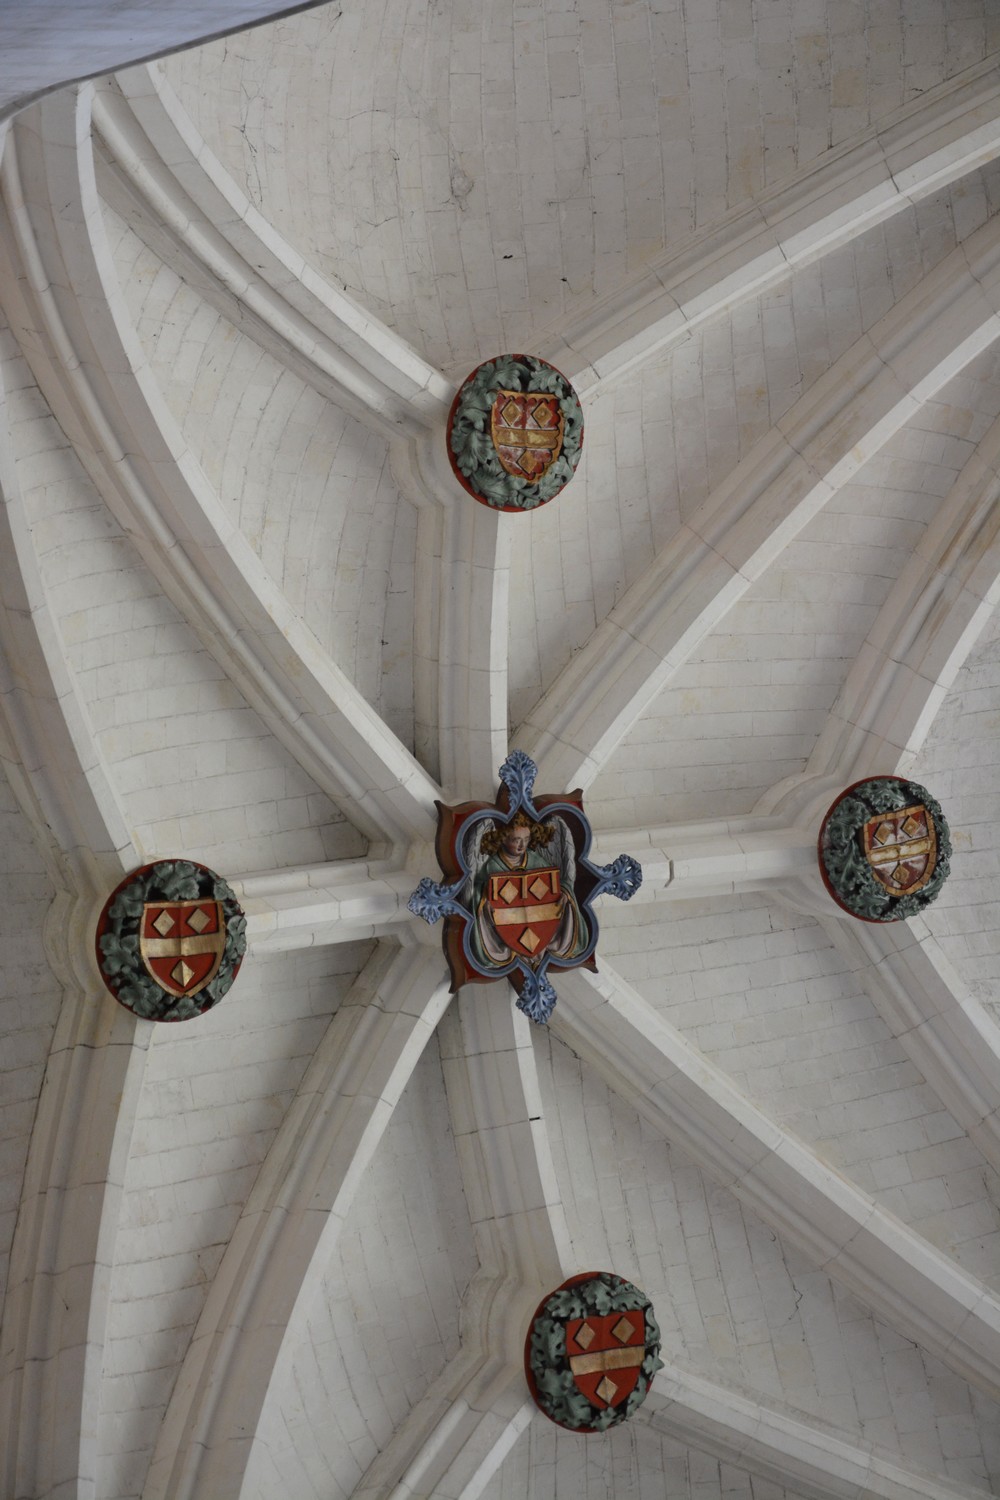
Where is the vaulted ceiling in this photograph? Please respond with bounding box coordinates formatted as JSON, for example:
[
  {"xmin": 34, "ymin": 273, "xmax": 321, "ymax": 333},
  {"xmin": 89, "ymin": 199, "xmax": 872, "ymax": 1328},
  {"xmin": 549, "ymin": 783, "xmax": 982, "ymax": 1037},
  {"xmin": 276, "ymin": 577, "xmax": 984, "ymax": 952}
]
[{"xmin": 2, "ymin": 4, "xmax": 1000, "ymax": 1498}]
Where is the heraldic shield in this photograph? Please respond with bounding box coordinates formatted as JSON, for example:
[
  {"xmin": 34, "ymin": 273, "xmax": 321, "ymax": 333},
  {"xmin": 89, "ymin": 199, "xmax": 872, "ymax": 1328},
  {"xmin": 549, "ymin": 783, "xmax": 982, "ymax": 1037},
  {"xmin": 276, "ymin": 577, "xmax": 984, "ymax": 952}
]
[
  {"xmin": 139, "ymin": 898, "xmax": 225, "ymax": 998},
  {"xmin": 863, "ymin": 805, "xmax": 937, "ymax": 896},
  {"xmin": 524, "ymin": 1270, "xmax": 663, "ymax": 1432},
  {"xmin": 408, "ymin": 750, "xmax": 643, "ymax": 1025},
  {"xmin": 490, "ymin": 390, "xmax": 564, "ymax": 480},
  {"xmin": 487, "ymin": 866, "xmax": 563, "ymax": 960},
  {"xmin": 818, "ymin": 775, "xmax": 951, "ymax": 922},
  {"xmin": 565, "ymin": 1309, "xmax": 646, "ymax": 1410},
  {"xmin": 97, "ymin": 859, "xmax": 247, "ymax": 1021}
]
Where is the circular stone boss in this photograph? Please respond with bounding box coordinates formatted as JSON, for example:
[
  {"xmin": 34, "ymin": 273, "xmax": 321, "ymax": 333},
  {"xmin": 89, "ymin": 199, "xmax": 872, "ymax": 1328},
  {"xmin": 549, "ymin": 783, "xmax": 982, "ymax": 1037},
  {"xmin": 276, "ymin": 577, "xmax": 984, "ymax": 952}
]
[
  {"xmin": 447, "ymin": 353, "xmax": 583, "ymax": 511},
  {"xmin": 819, "ymin": 775, "xmax": 952, "ymax": 922},
  {"xmin": 525, "ymin": 1272, "xmax": 663, "ymax": 1432},
  {"xmin": 95, "ymin": 860, "xmax": 247, "ymax": 1021}
]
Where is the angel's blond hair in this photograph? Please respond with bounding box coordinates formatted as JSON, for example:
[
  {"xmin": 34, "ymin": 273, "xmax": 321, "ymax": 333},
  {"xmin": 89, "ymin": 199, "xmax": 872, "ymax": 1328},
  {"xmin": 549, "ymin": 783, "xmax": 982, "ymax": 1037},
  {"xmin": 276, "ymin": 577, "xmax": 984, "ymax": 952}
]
[{"xmin": 480, "ymin": 810, "xmax": 555, "ymax": 857}]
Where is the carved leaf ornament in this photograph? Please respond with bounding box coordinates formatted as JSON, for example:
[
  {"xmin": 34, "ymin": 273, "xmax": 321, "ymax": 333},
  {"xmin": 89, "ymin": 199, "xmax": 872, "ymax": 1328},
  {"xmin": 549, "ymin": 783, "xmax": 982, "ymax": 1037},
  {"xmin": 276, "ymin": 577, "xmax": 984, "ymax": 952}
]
[
  {"xmin": 447, "ymin": 354, "xmax": 584, "ymax": 511},
  {"xmin": 525, "ymin": 1272, "xmax": 664, "ymax": 1431},
  {"xmin": 819, "ymin": 776, "xmax": 952, "ymax": 921},
  {"xmin": 96, "ymin": 860, "xmax": 247, "ymax": 1021}
]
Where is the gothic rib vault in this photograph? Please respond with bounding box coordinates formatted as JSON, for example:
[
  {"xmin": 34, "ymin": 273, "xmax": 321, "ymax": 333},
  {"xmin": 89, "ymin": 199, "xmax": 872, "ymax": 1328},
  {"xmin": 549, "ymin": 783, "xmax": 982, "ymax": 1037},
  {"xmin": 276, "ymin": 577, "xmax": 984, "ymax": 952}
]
[{"xmin": 2, "ymin": 4, "xmax": 1000, "ymax": 1498}]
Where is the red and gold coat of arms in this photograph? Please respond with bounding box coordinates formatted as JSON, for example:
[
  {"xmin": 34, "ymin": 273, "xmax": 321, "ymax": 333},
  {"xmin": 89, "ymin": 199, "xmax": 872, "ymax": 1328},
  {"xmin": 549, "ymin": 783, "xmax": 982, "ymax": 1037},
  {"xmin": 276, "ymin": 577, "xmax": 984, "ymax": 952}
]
[
  {"xmin": 96, "ymin": 860, "xmax": 246, "ymax": 1022},
  {"xmin": 818, "ymin": 776, "xmax": 951, "ymax": 922},
  {"xmin": 446, "ymin": 356, "xmax": 584, "ymax": 512},
  {"xmin": 408, "ymin": 750, "xmax": 642, "ymax": 1025},
  {"xmin": 862, "ymin": 805, "xmax": 937, "ymax": 896},
  {"xmin": 524, "ymin": 1271, "xmax": 663, "ymax": 1431},
  {"xmin": 490, "ymin": 390, "xmax": 564, "ymax": 480},
  {"xmin": 139, "ymin": 899, "xmax": 226, "ymax": 998},
  {"xmin": 486, "ymin": 866, "xmax": 563, "ymax": 960},
  {"xmin": 565, "ymin": 1308, "xmax": 647, "ymax": 1410}
]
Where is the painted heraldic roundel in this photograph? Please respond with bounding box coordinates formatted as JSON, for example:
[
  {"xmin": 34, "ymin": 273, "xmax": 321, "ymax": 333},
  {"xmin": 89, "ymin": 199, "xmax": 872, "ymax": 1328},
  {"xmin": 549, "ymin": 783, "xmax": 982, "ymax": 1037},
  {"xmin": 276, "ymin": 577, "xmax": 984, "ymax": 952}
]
[{"xmin": 96, "ymin": 860, "xmax": 247, "ymax": 1021}]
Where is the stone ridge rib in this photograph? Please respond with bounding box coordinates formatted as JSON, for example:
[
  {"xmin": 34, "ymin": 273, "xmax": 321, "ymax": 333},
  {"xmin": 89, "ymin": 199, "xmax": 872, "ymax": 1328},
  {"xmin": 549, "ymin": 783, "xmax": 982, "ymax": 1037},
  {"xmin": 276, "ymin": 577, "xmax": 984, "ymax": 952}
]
[
  {"xmin": 354, "ymin": 995, "xmax": 573, "ymax": 1500},
  {"xmin": 234, "ymin": 857, "xmax": 419, "ymax": 953},
  {"xmin": 763, "ymin": 408, "xmax": 1000, "ymax": 828},
  {"xmin": 92, "ymin": 65, "xmax": 453, "ymax": 441},
  {"xmin": 542, "ymin": 55, "xmax": 1000, "ymax": 394},
  {"xmin": 0, "ymin": 328, "xmax": 136, "ymax": 883},
  {"xmin": 144, "ymin": 944, "xmax": 451, "ymax": 1500},
  {"xmin": 748, "ymin": 417, "xmax": 1000, "ymax": 1183},
  {"xmin": 433, "ymin": 499, "xmax": 512, "ymax": 801},
  {"xmin": 519, "ymin": 218, "xmax": 1000, "ymax": 796},
  {"xmin": 440, "ymin": 994, "xmax": 573, "ymax": 1317},
  {"xmin": 643, "ymin": 1364, "xmax": 997, "ymax": 1500},
  {"xmin": 0, "ymin": 87, "xmax": 441, "ymax": 851},
  {"xmin": 556, "ymin": 963, "xmax": 1000, "ymax": 1402},
  {"xmin": 0, "ymin": 330, "xmax": 146, "ymax": 1500},
  {"xmin": 352, "ymin": 1348, "xmax": 532, "ymax": 1500},
  {"xmin": 346, "ymin": 994, "xmax": 572, "ymax": 1500},
  {"xmin": 821, "ymin": 915, "xmax": 1000, "ymax": 1177},
  {"xmin": 0, "ymin": 937, "xmax": 151, "ymax": 1500}
]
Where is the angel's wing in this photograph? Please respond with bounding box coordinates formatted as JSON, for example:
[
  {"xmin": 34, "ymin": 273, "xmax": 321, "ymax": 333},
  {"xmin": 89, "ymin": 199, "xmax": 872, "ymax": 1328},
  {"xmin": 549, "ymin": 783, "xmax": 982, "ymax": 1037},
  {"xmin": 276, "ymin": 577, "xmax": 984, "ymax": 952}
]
[
  {"xmin": 550, "ymin": 815, "xmax": 578, "ymax": 887},
  {"xmin": 457, "ymin": 817, "xmax": 494, "ymax": 908}
]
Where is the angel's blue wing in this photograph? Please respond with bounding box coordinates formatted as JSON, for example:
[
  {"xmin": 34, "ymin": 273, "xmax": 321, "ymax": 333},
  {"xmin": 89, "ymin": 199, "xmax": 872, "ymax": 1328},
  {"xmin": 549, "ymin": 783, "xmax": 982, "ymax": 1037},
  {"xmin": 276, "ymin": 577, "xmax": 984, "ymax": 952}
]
[
  {"xmin": 550, "ymin": 815, "xmax": 577, "ymax": 888},
  {"xmin": 457, "ymin": 818, "xmax": 494, "ymax": 909}
]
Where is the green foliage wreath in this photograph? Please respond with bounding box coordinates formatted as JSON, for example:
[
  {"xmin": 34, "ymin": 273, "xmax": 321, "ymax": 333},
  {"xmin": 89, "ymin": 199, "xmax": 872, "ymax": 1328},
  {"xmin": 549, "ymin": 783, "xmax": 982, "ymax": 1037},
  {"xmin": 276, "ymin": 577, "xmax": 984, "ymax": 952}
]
[
  {"xmin": 449, "ymin": 354, "xmax": 584, "ymax": 510},
  {"xmin": 820, "ymin": 777, "xmax": 951, "ymax": 921},
  {"xmin": 527, "ymin": 1273, "xmax": 663, "ymax": 1431},
  {"xmin": 98, "ymin": 860, "xmax": 247, "ymax": 1021}
]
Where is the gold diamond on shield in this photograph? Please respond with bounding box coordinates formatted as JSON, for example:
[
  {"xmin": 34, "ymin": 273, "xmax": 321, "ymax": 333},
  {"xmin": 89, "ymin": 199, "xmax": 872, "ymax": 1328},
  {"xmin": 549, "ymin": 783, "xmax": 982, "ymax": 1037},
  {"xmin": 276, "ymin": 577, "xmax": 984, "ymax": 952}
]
[
  {"xmin": 529, "ymin": 877, "xmax": 549, "ymax": 899},
  {"xmin": 612, "ymin": 1317, "xmax": 633, "ymax": 1344},
  {"xmin": 499, "ymin": 879, "xmax": 518, "ymax": 903},
  {"xmin": 576, "ymin": 1322, "xmax": 595, "ymax": 1350},
  {"xmin": 187, "ymin": 906, "xmax": 212, "ymax": 933},
  {"xmin": 596, "ymin": 1376, "xmax": 618, "ymax": 1403},
  {"xmin": 152, "ymin": 909, "xmax": 175, "ymax": 936},
  {"xmin": 521, "ymin": 928, "xmax": 540, "ymax": 953},
  {"xmin": 171, "ymin": 959, "xmax": 195, "ymax": 989}
]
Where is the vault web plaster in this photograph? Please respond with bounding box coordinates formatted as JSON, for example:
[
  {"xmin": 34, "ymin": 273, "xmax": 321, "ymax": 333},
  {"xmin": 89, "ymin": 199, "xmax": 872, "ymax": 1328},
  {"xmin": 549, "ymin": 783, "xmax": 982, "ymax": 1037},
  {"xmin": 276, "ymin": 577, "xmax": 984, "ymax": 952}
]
[
  {"xmin": 246, "ymin": 1032, "xmax": 477, "ymax": 1500},
  {"xmin": 101, "ymin": 203, "xmax": 418, "ymax": 747},
  {"xmin": 535, "ymin": 1024, "xmax": 1000, "ymax": 1492},
  {"xmin": 162, "ymin": 0, "xmax": 998, "ymax": 372},
  {"xmin": 3, "ymin": 3, "xmax": 1000, "ymax": 1497},
  {"xmin": 0, "ymin": 761, "xmax": 61, "ymax": 1321},
  {"xmin": 96, "ymin": 941, "xmax": 375, "ymax": 1500}
]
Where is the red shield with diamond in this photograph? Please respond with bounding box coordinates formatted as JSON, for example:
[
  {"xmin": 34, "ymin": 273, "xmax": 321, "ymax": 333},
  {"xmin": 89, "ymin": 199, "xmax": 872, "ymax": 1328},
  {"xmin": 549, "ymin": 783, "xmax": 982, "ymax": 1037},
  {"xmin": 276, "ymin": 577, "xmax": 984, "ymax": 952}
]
[
  {"xmin": 487, "ymin": 867, "xmax": 562, "ymax": 962},
  {"xmin": 490, "ymin": 390, "xmax": 564, "ymax": 480},
  {"xmin": 139, "ymin": 900, "xmax": 226, "ymax": 999},
  {"xmin": 565, "ymin": 1309, "xmax": 646, "ymax": 1410},
  {"xmin": 862, "ymin": 804, "xmax": 937, "ymax": 897}
]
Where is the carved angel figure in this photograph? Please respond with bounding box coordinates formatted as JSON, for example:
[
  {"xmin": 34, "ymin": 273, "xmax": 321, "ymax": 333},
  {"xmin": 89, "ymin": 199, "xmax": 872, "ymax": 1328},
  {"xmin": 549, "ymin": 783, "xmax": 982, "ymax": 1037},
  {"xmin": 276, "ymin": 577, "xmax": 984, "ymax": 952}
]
[{"xmin": 459, "ymin": 811, "xmax": 590, "ymax": 973}]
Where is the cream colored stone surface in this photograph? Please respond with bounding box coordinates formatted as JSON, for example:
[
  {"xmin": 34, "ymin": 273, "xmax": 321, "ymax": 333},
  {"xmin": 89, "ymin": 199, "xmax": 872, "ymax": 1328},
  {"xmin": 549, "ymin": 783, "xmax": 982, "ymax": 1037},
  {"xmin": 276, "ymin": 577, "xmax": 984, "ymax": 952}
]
[{"xmin": 2, "ymin": 5, "xmax": 1000, "ymax": 1500}]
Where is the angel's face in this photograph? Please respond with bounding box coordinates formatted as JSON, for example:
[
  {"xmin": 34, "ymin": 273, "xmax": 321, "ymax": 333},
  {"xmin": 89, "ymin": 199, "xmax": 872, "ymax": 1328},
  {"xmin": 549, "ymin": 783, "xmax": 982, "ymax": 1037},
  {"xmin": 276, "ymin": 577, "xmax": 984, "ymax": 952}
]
[{"xmin": 501, "ymin": 824, "xmax": 530, "ymax": 859}]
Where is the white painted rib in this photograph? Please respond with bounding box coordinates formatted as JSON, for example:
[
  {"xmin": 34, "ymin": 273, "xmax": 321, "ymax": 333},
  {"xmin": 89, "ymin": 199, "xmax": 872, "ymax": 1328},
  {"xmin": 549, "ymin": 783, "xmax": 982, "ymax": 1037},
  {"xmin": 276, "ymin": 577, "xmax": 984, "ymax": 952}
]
[
  {"xmin": 92, "ymin": 65, "xmax": 453, "ymax": 439},
  {"xmin": 544, "ymin": 56, "xmax": 1000, "ymax": 395},
  {"xmin": 519, "ymin": 219, "xmax": 1000, "ymax": 795},
  {"xmin": 144, "ymin": 943, "xmax": 451, "ymax": 1500},
  {"xmin": 643, "ymin": 1362, "xmax": 996, "ymax": 1500},
  {"xmin": 0, "ymin": 88, "xmax": 441, "ymax": 850},
  {"xmin": 555, "ymin": 963, "xmax": 1000, "ymax": 1401},
  {"xmin": 352, "ymin": 1349, "xmax": 532, "ymax": 1500}
]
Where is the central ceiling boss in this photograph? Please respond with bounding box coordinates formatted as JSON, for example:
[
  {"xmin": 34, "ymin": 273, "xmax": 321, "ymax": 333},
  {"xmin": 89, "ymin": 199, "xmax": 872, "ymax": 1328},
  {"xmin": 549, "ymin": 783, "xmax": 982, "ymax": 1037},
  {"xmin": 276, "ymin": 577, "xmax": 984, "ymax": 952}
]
[{"xmin": 409, "ymin": 751, "xmax": 642, "ymax": 1023}]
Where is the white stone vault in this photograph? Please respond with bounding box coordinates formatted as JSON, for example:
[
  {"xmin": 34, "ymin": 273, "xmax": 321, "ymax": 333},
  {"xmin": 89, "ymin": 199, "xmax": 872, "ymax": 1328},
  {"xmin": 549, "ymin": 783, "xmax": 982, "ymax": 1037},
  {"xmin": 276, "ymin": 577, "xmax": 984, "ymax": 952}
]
[{"xmin": 2, "ymin": 7, "xmax": 1000, "ymax": 1499}]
